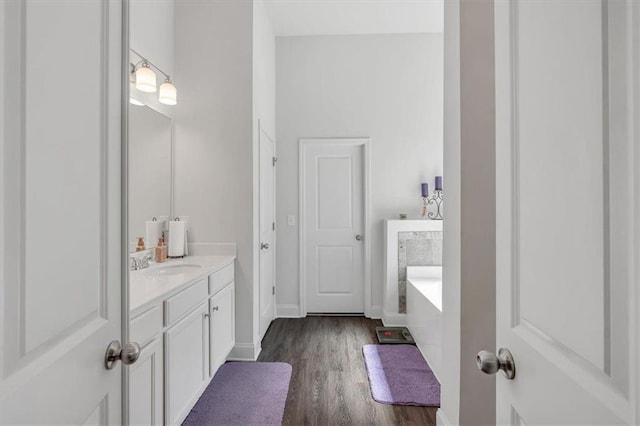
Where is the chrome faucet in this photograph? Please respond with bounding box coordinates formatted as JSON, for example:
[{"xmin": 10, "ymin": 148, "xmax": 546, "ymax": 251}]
[
  {"xmin": 130, "ymin": 253, "xmax": 153, "ymax": 271},
  {"xmin": 130, "ymin": 257, "xmax": 139, "ymax": 271}
]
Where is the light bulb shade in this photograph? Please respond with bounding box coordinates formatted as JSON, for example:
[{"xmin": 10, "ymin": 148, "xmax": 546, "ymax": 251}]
[
  {"xmin": 135, "ymin": 63, "xmax": 157, "ymax": 93},
  {"xmin": 159, "ymin": 80, "xmax": 177, "ymax": 105}
]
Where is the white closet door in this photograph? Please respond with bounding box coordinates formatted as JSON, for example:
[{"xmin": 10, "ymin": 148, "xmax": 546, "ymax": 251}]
[{"xmin": 259, "ymin": 124, "xmax": 276, "ymax": 338}]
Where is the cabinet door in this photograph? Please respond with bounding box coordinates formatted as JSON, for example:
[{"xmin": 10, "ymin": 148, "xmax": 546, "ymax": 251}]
[
  {"xmin": 209, "ymin": 282, "xmax": 235, "ymax": 375},
  {"xmin": 130, "ymin": 337, "xmax": 163, "ymax": 426},
  {"xmin": 165, "ymin": 303, "xmax": 209, "ymax": 425}
]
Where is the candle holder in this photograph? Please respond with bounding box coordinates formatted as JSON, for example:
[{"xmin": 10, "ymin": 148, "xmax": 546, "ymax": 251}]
[
  {"xmin": 427, "ymin": 190, "xmax": 444, "ymax": 220},
  {"xmin": 421, "ymin": 196, "xmax": 429, "ymax": 218}
]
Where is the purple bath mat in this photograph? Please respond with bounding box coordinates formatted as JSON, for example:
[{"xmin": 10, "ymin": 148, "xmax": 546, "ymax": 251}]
[
  {"xmin": 362, "ymin": 344, "xmax": 440, "ymax": 406},
  {"xmin": 182, "ymin": 362, "xmax": 292, "ymax": 426}
]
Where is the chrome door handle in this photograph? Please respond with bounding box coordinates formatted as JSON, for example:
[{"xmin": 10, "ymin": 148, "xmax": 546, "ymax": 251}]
[
  {"xmin": 355, "ymin": 235, "xmax": 362, "ymax": 241},
  {"xmin": 105, "ymin": 340, "xmax": 141, "ymax": 370},
  {"xmin": 261, "ymin": 242, "xmax": 270, "ymax": 250},
  {"xmin": 476, "ymin": 348, "xmax": 516, "ymax": 379}
]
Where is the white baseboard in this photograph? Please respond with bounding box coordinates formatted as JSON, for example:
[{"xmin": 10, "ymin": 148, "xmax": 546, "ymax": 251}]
[
  {"xmin": 436, "ymin": 409, "xmax": 450, "ymax": 426},
  {"xmin": 368, "ymin": 305, "xmax": 382, "ymax": 319},
  {"xmin": 382, "ymin": 312, "xmax": 407, "ymax": 326},
  {"xmin": 227, "ymin": 342, "xmax": 261, "ymax": 361},
  {"xmin": 277, "ymin": 304, "xmax": 302, "ymax": 318}
]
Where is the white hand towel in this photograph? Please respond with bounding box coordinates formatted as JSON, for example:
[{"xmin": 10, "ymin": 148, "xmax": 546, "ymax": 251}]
[
  {"xmin": 146, "ymin": 220, "xmax": 164, "ymax": 249},
  {"xmin": 168, "ymin": 220, "xmax": 185, "ymax": 257}
]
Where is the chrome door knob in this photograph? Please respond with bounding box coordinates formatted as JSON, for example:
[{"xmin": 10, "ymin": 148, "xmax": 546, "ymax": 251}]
[
  {"xmin": 104, "ymin": 340, "xmax": 141, "ymax": 370},
  {"xmin": 355, "ymin": 235, "xmax": 362, "ymax": 241},
  {"xmin": 261, "ymin": 242, "xmax": 270, "ymax": 250},
  {"xmin": 476, "ymin": 347, "xmax": 516, "ymax": 379}
]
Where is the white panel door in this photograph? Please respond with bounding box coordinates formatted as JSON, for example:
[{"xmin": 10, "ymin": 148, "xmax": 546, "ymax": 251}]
[
  {"xmin": 259, "ymin": 124, "xmax": 276, "ymax": 338},
  {"xmin": 0, "ymin": 0, "xmax": 124, "ymax": 424},
  {"xmin": 494, "ymin": 0, "xmax": 637, "ymax": 423},
  {"xmin": 302, "ymin": 139, "xmax": 365, "ymax": 313}
]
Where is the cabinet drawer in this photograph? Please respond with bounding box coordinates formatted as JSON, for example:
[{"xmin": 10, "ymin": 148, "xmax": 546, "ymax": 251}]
[
  {"xmin": 131, "ymin": 306, "xmax": 163, "ymax": 347},
  {"xmin": 164, "ymin": 278, "xmax": 208, "ymax": 326},
  {"xmin": 209, "ymin": 262, "xmax": 234, "ymax": 295}
]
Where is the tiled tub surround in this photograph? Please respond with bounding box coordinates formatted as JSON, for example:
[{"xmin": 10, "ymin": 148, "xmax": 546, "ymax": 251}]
[
  {"xmin": 398, "ymin": 231, "xmax": 442, "ymax": 312},
  {"xmin": 383, "ymin": 220, "xmax": 443, "ymax": 325}
]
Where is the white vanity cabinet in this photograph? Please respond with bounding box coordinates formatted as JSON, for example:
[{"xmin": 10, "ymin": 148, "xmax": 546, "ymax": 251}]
[
  {"xmin": 164, "ymin": 302, "xmax": 210, "ymax": 425},
  {"xmin": 163, "ymin": 276, "xmax": 209, "ymax": 425},
  {"xmin": 129, "ymin": 306, "xmax": 164, "ymax": 426},
  {"xmin": 128, "ymin": 256, "xmax": 236, "ymax": 426},
  {"xmin": 209, "ymin": 282, "xmax": 235, "ymax": 375},
  {"xmin": 130, "ymin": 337, "xmax": 164, "ymax": 426}
]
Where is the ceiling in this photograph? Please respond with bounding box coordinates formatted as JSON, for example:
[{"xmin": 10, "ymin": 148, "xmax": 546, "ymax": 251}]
[{"xmin": 262, "ymin": 0, "xmax": 444, "ymax": 37}]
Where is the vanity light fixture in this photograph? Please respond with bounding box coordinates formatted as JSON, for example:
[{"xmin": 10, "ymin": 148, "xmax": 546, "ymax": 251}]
[
  {"xmin": 158, "ymin": 78, "xmax": 177, "ymax": 105},
  {"xmin": 135, "ymin": 61, "xmax": 157, "ymax": 93},
  {"xmin": 130, "ymin": 48, "xmax": 177, "ymax": 105}
]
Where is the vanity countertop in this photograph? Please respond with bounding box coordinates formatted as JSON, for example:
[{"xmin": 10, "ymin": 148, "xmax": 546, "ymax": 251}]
[{"xmin": 130, "ymin": 255, "xmax": 236, "ymax": 315}]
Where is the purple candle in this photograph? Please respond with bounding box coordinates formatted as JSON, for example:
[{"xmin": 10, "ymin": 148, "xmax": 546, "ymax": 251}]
[
  {"xmin": 435, "ymin": 176, "xmax": 443, "ymax": 191},
  {"xmin": 421, "ymin": 183, "xmax": 429, "ymax": 197}
]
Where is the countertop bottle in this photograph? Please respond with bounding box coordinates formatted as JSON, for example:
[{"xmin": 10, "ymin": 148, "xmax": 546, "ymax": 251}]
[
  {"xmin": 155, "ymin": 236, "xmax": 167, "ymax": 263},
  {"xmin": 136, "ymin": 237, "xmax": 145, "ymax": 252}
]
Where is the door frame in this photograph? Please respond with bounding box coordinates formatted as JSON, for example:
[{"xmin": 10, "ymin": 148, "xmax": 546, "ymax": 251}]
[
  {"xmin": 298, "ymin": 138, "xmax": 372, "ymax": 317},
  {"xmin": 121, "ymin": 0, "xmax": 131, "ymax": 423},
  {"xmin": 632, "ymin": 2, "xmax": 640, "ymax": 420}
]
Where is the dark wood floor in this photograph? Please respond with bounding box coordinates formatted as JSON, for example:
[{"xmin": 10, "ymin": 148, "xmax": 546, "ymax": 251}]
[{"xmin": 257, "ymin": 316, "xmax": 437, "ymax": 426}]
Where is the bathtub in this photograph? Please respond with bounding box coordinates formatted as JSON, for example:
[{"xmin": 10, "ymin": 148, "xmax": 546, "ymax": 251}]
[{"xmin": 406, "ymin": 266, "xmax": 442, "ymax": 381}]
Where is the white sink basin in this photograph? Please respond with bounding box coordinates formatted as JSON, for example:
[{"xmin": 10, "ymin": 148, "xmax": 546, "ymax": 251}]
[{"xmin": 146, "ymin": 264, "xmax": 202, "ymax": 277}]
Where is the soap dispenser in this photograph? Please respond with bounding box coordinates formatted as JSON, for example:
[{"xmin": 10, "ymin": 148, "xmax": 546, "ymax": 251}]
[
  {"xmin": 155, "ymin": 236, "xmax": 168, "ymax": 263},
  {"xmin": 136, "ymin": 237, "xmax": 145, "ymax": 252}
]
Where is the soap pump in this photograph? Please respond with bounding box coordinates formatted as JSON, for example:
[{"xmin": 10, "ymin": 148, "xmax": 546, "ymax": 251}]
[
  {"xmin": 136, "ymin": 237, "xmax": 145, "ymax": 252},
  {"xmin": 155, "ymin": 236, "xmax": 168, "ymax": 263}
]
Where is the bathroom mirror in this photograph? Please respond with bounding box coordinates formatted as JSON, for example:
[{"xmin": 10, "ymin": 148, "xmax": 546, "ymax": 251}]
[{"xmin": 128, "ymin": 104, "xmax": 172, "ymax": 251}]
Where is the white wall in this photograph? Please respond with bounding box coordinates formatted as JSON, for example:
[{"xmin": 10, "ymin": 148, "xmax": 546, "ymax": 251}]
[
  {"xmin": 129, "ymin": 0, "xmax": 174, "ymax": 117},
  {"xmin": 173, "ymin": 1, "xmax": 258, "ymax": 358},
  {"xmin": 253, "ymin": 1, "xmax": 276, "ymax": 139},
  {"xmin": 275, "ymin": 34, "xmax": 443, "ymax": 316},
  {"xmin": 440, "ymin": 0, "xmax": 496, "ymax": 424}
]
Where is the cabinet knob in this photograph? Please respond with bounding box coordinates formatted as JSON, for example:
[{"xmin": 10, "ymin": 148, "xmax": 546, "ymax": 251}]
[{"xmin": 212, "ymin": 306, "xmax": 219, "ymax": 312}]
